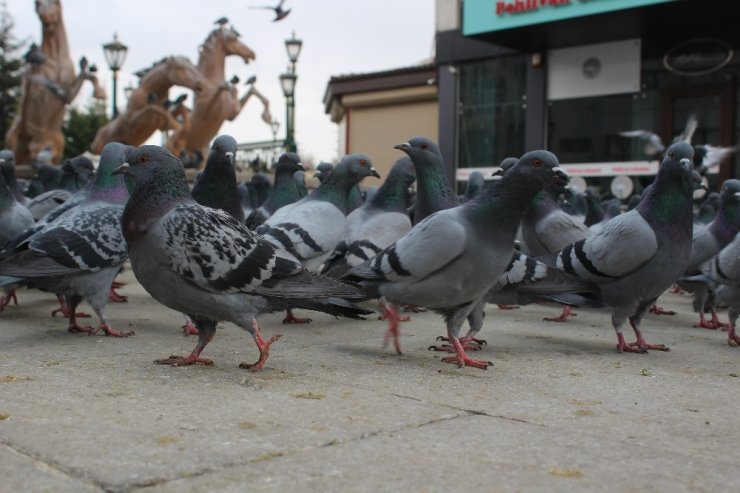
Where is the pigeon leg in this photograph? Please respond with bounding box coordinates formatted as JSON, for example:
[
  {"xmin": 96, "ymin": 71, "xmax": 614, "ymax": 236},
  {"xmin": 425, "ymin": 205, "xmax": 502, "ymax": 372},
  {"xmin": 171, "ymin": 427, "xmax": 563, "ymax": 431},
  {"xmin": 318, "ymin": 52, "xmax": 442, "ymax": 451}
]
[
  {"xmin": 440, "ymin": 335, "xmax": 492, "ymax": 370},
  {"xmin": 544, "ymin": 305, "xmax": 576, "ymax": 322},
  {"xmin": 378, "ymin": 310, "xmax": 410, "ymax": 322},
  {"xmin": 380, "ymin": 300, "xmax": 403, "ymax": 354},
  {"xmin": 282, "ymin": 309, "xmax": 312, "ymax": 324},
  {"xmin": 429, "ymin": 335, "xmax": 485, "ymax": 352},
  {"xmin": 65, "ymin": 295, "xmax": 97, "ymax": 334},
  {"xmin": 627, "ymin": 314, "xmax": 669, "ymax": 352},
  {"xmin": 649, "ymin": 304, "xmax": 676, "ymax": 315},
  {"xmin": 0, "ymin": 287, "xmax": 18, "ymax": 311},
  {"xmin": 616, "ymin": 332, "xmax": 647, "ymax": 353},
  {"xmin": 728, "ymin": 324, "xmax": 740, "ymax": 347},
  {"xmin": 111, "ymin": 280, "xmax": 126, "ymax": 289},
  {"xmin": 182, "ymin": 314, "xmax": 199, "ymax": 336},
  {"xmin": 239, "ymin": 319, "xmax": 282, "ymax": 371},
  {"xmin": 694, "ymin": 311, "xmax": 729, "ymax": 330},
  {"xmin": 108, "ymin": 285, "xmax": 128, "ymax": 303},
  {"xmin": 86, "ymin": 304, "xmax": 134, "ymax": 338},
  {"xmin": 156, "ymin": 317, "xmax": 216, "ymax": 366},
  {"xmin": 52, "ymin": 295, "xmax": 90, "ymax": 319}
]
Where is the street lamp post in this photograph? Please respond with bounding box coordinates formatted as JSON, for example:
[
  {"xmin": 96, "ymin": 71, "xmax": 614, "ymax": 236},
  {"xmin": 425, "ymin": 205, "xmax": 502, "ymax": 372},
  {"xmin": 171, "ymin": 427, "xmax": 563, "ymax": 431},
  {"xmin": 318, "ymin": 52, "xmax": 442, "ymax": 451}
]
[
  {"xmin": 279, "ymin": 32, "xmax": 302, "ymax": 153},
  {"xmin": 102, "ymin": 33, "xmax": 128, "ymax": 119}
]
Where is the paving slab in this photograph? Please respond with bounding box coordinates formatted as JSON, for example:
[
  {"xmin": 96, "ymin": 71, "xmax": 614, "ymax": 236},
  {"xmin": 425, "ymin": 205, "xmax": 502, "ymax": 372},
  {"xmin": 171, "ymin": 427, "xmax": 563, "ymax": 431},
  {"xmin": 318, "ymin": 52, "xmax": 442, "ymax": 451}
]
[{"xmin": 1, "ymin": 267, "xmax": 739, "ymax": 492}]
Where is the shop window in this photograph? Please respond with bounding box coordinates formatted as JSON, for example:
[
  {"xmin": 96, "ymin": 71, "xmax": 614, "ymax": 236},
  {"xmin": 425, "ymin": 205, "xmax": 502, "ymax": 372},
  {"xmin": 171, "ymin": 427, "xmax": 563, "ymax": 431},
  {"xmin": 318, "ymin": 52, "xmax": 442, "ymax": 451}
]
[{"xmin": 458, "ymin": 55, "xmax": 526, "ymax": 168}]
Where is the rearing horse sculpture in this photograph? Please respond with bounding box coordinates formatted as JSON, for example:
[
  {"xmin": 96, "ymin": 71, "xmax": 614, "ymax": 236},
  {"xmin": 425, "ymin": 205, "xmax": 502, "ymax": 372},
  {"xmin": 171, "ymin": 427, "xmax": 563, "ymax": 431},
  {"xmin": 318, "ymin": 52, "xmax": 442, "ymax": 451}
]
[
  {"xmin": 90, "ymin": 56, "xmax": 206, "ymax": 154},
  {"xmin": 167, "ymin": 25, "xmax": 271, "ymax": 168},
  {"xmin": 4, "ymin": 0, "xmax": 105, "ymax": 164}
]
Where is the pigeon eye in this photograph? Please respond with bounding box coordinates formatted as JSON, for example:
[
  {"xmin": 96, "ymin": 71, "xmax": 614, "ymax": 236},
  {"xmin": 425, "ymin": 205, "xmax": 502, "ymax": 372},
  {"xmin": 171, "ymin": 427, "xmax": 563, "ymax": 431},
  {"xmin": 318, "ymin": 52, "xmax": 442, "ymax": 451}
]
[
  {"xmin": 359, "ymin": 159, "xmax": 367, "ymax": 166},
  {"xmin": 139, "ymin": 154, "xmax": 149, "ymax": 164},
  {"xmin": 532, "ymin": 159, "xmax": 542, "ymax": 168},
  {"xmin": 420, "ymin": 143, "xmax": 429, "ymax": 150},
  {"xmin": 669, "ymin": 152, "xmax": 675, "ymax": 159}
]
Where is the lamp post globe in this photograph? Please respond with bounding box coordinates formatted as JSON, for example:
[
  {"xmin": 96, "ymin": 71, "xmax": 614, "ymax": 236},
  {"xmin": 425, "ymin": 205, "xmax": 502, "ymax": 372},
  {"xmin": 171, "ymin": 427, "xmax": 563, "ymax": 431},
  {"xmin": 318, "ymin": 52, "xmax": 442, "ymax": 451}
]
[
  {"xmin": 280, "ymin": 32, "xmax": 302, "ymax": 154},
  {"xmin": 102, "ymin": 33, "xmax": 128, "ymax": 118}
]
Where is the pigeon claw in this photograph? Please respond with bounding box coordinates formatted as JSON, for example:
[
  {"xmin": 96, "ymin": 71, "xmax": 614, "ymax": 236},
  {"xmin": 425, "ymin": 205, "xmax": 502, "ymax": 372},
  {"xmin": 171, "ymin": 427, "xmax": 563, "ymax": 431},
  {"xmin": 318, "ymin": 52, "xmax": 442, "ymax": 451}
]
[
  {"xmin": 155, "ymin": 355, "xmax": 214, "ymax": 366},
  {"xmin": 543, "ymin": 306, "xmax": 576, "ymax": 322},
  {"xmin": 240, "ymin": 334, "xmax": 282, "ymax": 371},
  {"xmin": 88, "ymin": 324, "xmax": 134, "ymax": 338},
  {"xmin": 440, "ymin": 354, "xmax": 493, "ymax": 370},
  {"xmin": 649, "ymin": 305, "xmax": 676, "ymax": 316},
  {"xmin": 282, "ymin": 310, "xmax": 312, "ymax": 324},
  {"xmin": 68, "ymin": 324, "xmax": 95, "ymax": 335},
  {"xmin": 0, "ymin": 288, "xmax": 19, "ymax": 311},
  {"xmin": 430, "ymin": 336, "xmax": 486, "ymax": 352},
  {"xmin": 726, "ymin": 325, "xmax": 740, "ymax": 347}
]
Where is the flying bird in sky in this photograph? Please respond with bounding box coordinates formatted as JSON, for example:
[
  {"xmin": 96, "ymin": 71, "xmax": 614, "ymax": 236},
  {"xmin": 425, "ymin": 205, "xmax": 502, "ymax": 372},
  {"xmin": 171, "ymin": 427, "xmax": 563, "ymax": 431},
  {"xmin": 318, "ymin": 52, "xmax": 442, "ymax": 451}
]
[{"xmin": 250, "ymin": 0, "xmax": 291, "ymax": 22}]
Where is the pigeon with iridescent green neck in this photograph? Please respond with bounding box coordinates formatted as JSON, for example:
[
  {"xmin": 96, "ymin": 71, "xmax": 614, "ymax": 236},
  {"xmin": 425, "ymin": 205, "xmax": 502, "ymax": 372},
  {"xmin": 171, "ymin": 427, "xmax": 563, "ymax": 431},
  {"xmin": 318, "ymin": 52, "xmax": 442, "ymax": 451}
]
[
  {"xmin": 246, "ymin": 152, "xmax": 304, "ymax": 230},
  {"xmin": 191, "ymin": 135, "xmax": 244, "ymax": 223},
  {"xmin": 0, "ymin": 142, "xmax": 133, "ymax": 337}
]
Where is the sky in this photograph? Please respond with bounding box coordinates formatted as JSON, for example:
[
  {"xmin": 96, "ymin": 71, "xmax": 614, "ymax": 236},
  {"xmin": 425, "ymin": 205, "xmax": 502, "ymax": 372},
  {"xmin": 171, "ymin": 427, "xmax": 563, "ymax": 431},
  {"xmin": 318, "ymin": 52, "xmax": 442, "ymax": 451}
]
[{"xmin": 5, "ymin": 0, "xmax": 436, "ymax": 163}]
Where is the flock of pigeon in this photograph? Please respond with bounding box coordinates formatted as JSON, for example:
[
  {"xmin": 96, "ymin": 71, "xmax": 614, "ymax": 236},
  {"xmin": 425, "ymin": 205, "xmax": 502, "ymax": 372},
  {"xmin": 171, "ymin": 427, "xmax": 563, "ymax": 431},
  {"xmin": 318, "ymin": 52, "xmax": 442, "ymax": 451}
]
[{"xmin": 1, "ymin": 133, "xmax": 739, "ymax": 372}]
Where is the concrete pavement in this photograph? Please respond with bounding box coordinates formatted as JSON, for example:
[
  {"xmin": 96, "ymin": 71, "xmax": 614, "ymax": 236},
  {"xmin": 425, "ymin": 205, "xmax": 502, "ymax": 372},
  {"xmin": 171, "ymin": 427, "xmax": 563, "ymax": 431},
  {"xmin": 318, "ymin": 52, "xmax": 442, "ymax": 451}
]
[{"xmin": 1, "ymin": 266, "xmax": 739, "ymax": 492}]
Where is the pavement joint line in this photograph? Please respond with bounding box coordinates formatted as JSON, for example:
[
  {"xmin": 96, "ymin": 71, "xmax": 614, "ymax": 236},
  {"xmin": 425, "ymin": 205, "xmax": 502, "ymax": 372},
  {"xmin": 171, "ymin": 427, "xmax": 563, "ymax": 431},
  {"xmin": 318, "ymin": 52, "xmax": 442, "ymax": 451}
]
[
  {"xmin": 112, "ymin": 412, "xmax": 471, "ymax": 491},
  {"xmin": 0, "ymin": 438, "xmax": 106, "ymax": 492}
]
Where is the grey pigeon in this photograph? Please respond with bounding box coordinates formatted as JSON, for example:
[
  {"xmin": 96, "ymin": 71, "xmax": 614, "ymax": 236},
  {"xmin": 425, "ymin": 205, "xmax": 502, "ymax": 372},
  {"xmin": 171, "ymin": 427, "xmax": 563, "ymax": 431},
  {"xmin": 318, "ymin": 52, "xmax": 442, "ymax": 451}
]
[
  {"xmin": 25, "ymin": 189, "xmax": 73, "ymax": 220},
  {"xmin": 191, "ymin": 135, "xmax": 244, "ymax": 223},
  {"xmin": 315, "ymin": 162, "xmax": 362, "ymax": 212},
  {"xmin": 545, "ymin": 142, "xmax": 695, "ymax": 353},
  {"xmin": 0, "ymin": 171, "xmax": 34, "ymax": 311},
  {"xmin": 257, "ymin": 154, "xmax": 380, "ymax": 272},
  {"xmin": 695, "ymin": 191, "xmax": 720, "ymax": 224},
  {"xmin": 520, "ymin": 180, "xmax": 591, "ymax": 322},
  {"xmin": 693, "ymin": 144, "xmax": 738, "ymax": 176},
  {"xmin": 588, "ymin": 198, "xmax": 622, "ymax": 235},
  {"xmin": 619, "ymin": 114, "xmax": 697, "ymax": 161},
  {"xmin": 583, "ymin": 187, "xmax": 605, "ymax": 226},
  {"xmin": 115, "ymin": 145, "xmax": 371, "ymax": 370},
  {"xmin": 0, "ymin": 143, "xmax": 133, "ymax": 336},
  {"xmin": 250, "ymin": 0, "xmax": 291, "ymax": 21},
  {"xmin": 0, "ymin": 150, "xmax": 27, "ymax": 205},
  {"xmin": 461, "ymin": 171, "xmax": 485, "ymax": 203},
  {"xmin": 322, "ymin": 156, "xmax": 416, "ymax": 279},
  {"xmin": 293, "ymin": 169, "xmax": 309, "ymax": 199},
  {"xmin": 242, "ymin": 172, "xmax": 272, "ymax": 216},
  {"xmin": 404, "ymin": 137, "xmax": 459, "ymax": 225},
  {"xmin": 677, "ymin": 179, "xmax": 740, "ymax": 329},
  {"xmin": 691, "ymin": 233, "xmax": 740, "ymax": 345},
  {"xmin": 60, "ymin": 155, "xmax": 95, "ymax": 192},
  {"xmin": 245, "ymin": 153, "xmax": 304, "ymax": 230},
  {"xmin": 348, "ymin": 149, "xmax": 568, "ymax": 369},
  {"xmin": 314, "ymin": 162, "xmax": 334, "ymax": 183}
]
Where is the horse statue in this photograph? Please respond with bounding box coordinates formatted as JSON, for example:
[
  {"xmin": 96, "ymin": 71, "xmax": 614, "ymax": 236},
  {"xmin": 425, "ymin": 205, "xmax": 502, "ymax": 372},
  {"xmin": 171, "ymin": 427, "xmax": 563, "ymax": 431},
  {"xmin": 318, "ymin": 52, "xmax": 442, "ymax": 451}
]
[
  {"xmin": 90, "ymin": 56, "xmax": 206, "ymax": 154},
  {"xmin": 4, "ymin": 0, "xmax": 105, "ymax": 165},
  {"xmin": 167, "ymin": 24, "xmax": 271, "ymax": 169}
]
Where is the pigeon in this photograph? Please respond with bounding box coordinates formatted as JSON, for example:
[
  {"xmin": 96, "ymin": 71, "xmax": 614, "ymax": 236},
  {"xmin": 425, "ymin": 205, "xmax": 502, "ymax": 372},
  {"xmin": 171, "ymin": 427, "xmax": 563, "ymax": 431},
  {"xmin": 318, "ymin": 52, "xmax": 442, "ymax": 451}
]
[
  {"xmin": 191, "ymin": 135, "xmax": 244, "ymax": 223},
  {"xmin": 693, "ymin": 144, "xmax": 738, "ymax": 175},
  {"xmin": 322, "ymin": 156, "xmax": 416, "ymax": 279},
  {"xmin": 544, "ymin": 142, "xmax": 695, "ymax": 353},
  {"xmin": 293, "ymin": 169, "xmax": 309, "ymax": 199},
  {"xmin": 619, "ymin": 114, "xmax": 698, "ymax": 161},
  {"xmin": 460, "ymin": 171, "xmax": 485, "ymax": 203},
  {"xmin": 115, "ymin": 145, "xmax": 371, "ymax": 370},
  {"xmin": 691, "ymin": 233, "xmax": 740, "ymax": 345},
  {"xmin": 0, "ymin": 142, "xmax": 133, "ymax": 337},
  {"xmin": 23, "ymin": 42, "xmax": 47, "ymax": 65},
  {"xmin": 695, "ymin": 191, "xmax": 720, "ymax": 224},
  {"xmin": 405, "ymin": 138, "xmax": 459, "ymax": 225},
  {"xmin": 583, "ymin": 187, "xmax": 605, "ymax": 226},
  {"xmin": 250, "ymin": 0, "xmax": 291, "ymax": 21},
  {"xmin": 25, "ymin": 189, "xmax": 73, "ymax": 220},
  {"xmin": 257, "ymin": 153, "xmax": 380, "ymax": 273},
  {"xmin": 245, "ymin": 152, "xmax": 304, "ymax": 230},
  {"xmin": 677, "ymin": 179, "xmax": 740, "ymax": 329},
  {"xmin": 244, "ymin": 173, "xmax": 272, "ymax": 211},
  {"xmin": 314, "ymin": 162, "xmax": 334, "ymax": 183},
  {"xmin": 0, "ymin": 150, "xmax": 27, "ymax": 205},
  {"xmin": 347, "ymin": 149, "xmax": 568, "ymax": 369},
  {"xmin": 60, "ymin": 155, "xmax": 95, "ymax": 192},
  {"xmin": 0, "ymin": 172, "xmax": 34, "ymax": 248},
  {"xmin": 517, "ymin": 178, "xmax": 591, "ymax": 322},
  {"xmin": 214, "ymin": 16, "xmax": 229, "ymax": 26}
]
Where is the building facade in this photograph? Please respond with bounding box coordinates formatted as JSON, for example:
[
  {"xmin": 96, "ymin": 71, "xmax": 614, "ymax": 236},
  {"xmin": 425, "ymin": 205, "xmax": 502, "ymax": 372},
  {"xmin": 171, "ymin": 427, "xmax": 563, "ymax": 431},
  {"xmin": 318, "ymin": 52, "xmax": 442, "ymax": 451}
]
[{"xmin": 436, "ymin": 0, "xmax": 740, "ymax": 192}]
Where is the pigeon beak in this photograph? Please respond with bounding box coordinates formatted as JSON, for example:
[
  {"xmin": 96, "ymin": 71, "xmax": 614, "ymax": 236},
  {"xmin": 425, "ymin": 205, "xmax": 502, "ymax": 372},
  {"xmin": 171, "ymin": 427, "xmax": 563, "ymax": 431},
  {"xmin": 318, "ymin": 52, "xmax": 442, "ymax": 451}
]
[
  {"xmin": 394, "ymin": 142, "xmax": 411, "ymax": 151},
  {"xmin": 225, "ymin": 151, "xmax": 235, "ymax": 165},
  {"xmin": 680, "ymin": 158, "xmax": 691, "ymax": 171},
  {"xmin": 370, "ymin": 167, "xmax": 381, "ymax": 179},
  {"xmin": 297, "ymin": 162, "xmax": 306, "ymax": 171},
  {"xmin": 552, "ymin": 167, "xmax": 569, "ymax": 184},
  {"xmin": 112, "ymin": 163, "xmax": 130, "ymax": 175},
  {"xmin": 491, "ymin": 168, "xmax": 504, "ymax": 177},
  {"xmin": 0, "ymin": 159, "xmax": 5, "ymax": 164},
  {"xmin": 734, "ymin": 192, "xmax": 740, "ymax": 199}
]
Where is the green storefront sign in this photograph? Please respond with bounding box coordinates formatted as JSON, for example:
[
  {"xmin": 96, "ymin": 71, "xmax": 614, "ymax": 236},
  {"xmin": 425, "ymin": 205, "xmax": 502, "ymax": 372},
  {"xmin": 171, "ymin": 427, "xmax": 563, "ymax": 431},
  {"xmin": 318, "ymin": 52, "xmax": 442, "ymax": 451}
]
[{"xmin": 463, "ymin": 0, "xmax": 677, "ymax": 36}]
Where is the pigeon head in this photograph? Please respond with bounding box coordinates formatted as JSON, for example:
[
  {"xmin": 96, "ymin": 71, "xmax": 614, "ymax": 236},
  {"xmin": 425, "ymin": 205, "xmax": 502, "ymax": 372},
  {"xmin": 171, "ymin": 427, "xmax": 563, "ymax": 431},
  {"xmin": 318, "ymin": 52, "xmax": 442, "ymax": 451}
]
[
  {"xmin": 497, "ymin": 157, "xmax": 519, "ymax": 176},
  {"xmin": 656, "ymin": 142, "xmax": 694, "ymax": 188},
  {"xmin": 332, "ymin": 154, "xmax": 380, "ymax": 183},
  {"xmin": 314, "ymin": 162, "xmax": 334, "ymax": 183},
  {"xmin": 114, "ymin": 145, "xmax": 185, "ymax": 187},
  {"xmin": 0, "ymin": 149, "xmax": 14, "ymax": 166},
  {"xmin": 275, "ymin": 152, "xmax": 304, "ymax": 175},
  {"xmin": 0, "ymin": 150, "xmax": 15, "ymax": 182},
  {"xmin": 394, "ymin": 137, "xmax": 442, "ymax": 168},
  {"xmin": 209, "ymin": 135, "xmax": 238, "ymax": 168},
  {"xmin": 719, "ymin": 178, "xmax": 740, "ymax": 207},
  {"xmin": 510, "ymin": 150, "xmax": 568, "ymax": 188}
]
